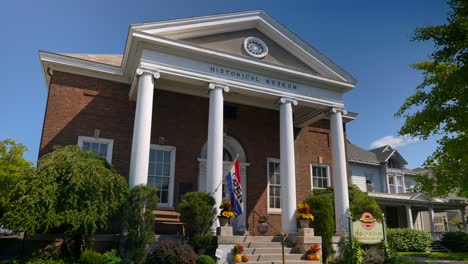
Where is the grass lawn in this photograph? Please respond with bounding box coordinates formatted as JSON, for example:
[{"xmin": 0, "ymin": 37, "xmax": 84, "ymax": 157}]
[{"xmin": 399, "ymin": 252, "xmax": 468, "ymax": 261}]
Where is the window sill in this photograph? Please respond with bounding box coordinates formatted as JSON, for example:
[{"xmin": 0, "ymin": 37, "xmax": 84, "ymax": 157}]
[{"xmin": 268, "ymin": 209, "xmax": 282, "ymax": 215}]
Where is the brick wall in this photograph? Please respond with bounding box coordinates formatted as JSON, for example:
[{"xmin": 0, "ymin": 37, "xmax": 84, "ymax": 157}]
[{"xmin": 40, "ymin": 71, "xmax": 340, "ymax": 235}]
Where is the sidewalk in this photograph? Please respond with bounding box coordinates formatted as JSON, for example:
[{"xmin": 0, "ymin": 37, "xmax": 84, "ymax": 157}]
[{"xmin": 404, "ymin": 256, "xmax": 468, "ymax": 264}]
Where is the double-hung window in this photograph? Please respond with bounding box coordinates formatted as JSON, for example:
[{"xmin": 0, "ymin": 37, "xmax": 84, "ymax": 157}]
[
  {"xmin": 78, "ymin": 136, "xmax": 113, "ymax": 163},
  {"xmin": 267, "ymin": 158, "xmax": 281, "ymax": 211},
  {"xmin": 388, "ymin": 175, "xmax": 404, "ymax": 193},
  {"xmin": 148, "ymin": 145, "xmax": 176, "ymax": 208},
  {"xmin": 311, "ymin": 164, "xmax": 330, "ymax": 190}
]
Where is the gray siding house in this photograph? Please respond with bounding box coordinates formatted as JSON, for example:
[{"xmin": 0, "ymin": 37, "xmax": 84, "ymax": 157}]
[{"xmin": 347, "ymin": 141, "xmax": 467, "ymax": 238}]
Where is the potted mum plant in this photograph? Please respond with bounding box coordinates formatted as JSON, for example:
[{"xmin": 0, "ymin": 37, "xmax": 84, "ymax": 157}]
[
  {"xmin": 219, "ymin": 199, "xmax": 235, "ymax": 226},
  {"xmin": 296, "ymin": 201, "xmax": 314, "ymax": 228},
  {"xmin": 232, "ymin": 243, "xmax": 245, "ymax": 263},
  {"xmin": 305, "ymin": 244, "xmax": 321, "ymax": 261}
]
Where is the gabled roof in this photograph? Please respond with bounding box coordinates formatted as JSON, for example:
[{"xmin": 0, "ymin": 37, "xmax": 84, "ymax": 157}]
[
  {"xmin": 347, "ymin": 141, "xmax": 379, "ymax": 165},
  {"xmin": 129, "ymin": 10, "xmax": 357, "ymax": 85},
  {"xmin": 370, "ymin": 145, "xmax": 408, "ymax": 165}
]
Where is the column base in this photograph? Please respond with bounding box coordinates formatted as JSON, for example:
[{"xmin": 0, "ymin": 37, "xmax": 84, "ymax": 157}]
[{"xmin": 216, "ymin": 226, "xmax": 233, "ymax": 236}]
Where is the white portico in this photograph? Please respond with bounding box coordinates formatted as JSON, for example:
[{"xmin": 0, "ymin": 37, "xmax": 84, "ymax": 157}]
[{"xmin": 39, "ymin": 11, "xmax": 358, "ymax": 235}]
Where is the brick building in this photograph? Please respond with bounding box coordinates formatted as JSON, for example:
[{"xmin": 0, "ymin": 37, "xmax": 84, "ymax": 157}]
[{"xmin": 39, "ymin": 11, "xmax": 358, "ymax": 236}]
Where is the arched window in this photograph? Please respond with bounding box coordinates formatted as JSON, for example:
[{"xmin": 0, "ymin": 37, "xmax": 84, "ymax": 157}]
[{"xmin": 223, "ymin": 148, "xmax": 233, "ymax": 161}]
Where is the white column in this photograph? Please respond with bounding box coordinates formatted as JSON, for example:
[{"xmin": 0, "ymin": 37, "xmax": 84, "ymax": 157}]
[
  {"xmin": 460, "ymin": 208, "xmax": 466, "ymax": 231},
  {"xmin": 429, "ymin": 206, "xmax": 435, "ymax": 235},
  {"xmin": 129, "ymin": 68, "xmax": 160, "ymax": 188},
  {"xmin": 406, "ymin": 205, "xmax": 414, "ymax": 229},
  {"xmin": 206, "ymin": 83, "xmax": 229, "ymax": 225},
  {"xmin": 330, "ymin": 108, "xmax": 350, "ymax": 234},
  {"xmin": 279, "ymin": 98, "xmax": 298, "ymax": 233}
]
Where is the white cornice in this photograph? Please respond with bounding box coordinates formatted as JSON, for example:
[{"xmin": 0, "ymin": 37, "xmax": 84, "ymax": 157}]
[
  {"xmin": 39, "ymin": 51, "xmax": 128, "ymax": 90},
  {"xmin": 132, "ymin": 32, "xmax": 354, "ymax": 91}
]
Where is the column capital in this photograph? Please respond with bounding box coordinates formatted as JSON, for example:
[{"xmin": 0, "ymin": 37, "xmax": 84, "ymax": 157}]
[
  {"xmin": 279, "ymin": 97, "xmax": 298, "ymax": 106},
  {"xmin": 136, "ymin": 67, "xmax": 161, "ymax": 79},
  {"xmin": 208, "ymin": 83, "xmax": 229, "ymax": 93},
  {"xmin": 330, "ymin": 107, "xmax": 347, "ymax": 115}
]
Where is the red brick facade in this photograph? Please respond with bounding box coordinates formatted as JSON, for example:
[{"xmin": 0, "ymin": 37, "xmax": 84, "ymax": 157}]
[{"xmin": 40, "ymin": 71, "xmax": 339, "ymax": 235}]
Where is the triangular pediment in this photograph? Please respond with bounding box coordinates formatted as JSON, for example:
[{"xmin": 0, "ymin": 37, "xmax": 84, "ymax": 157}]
[
  {"xmin": 131, "ymin": 11, "xmax": 357, "ymax": 85},
  {"xmin": 182, "ymin": 28, "xmax": 319, "ymax": 76}
]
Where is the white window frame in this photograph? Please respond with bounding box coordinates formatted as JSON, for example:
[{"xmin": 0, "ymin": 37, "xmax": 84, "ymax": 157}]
[
  {"xmin": 77, "ymin": 136, "xmax": 113, "ymax": 163},
  {"xmin": 267, "ymin": 158, "xmax": 281, "ymax": 214},
  {"xmin": 388, "ymin": 174, "xmax": 405, "ymax": 194},
  {"xmin": 311, "ymin": 164, "xmax": 331, "ymax": 190},
  {"xmin": 148, "ymin": 144, "xmax": 176, "ymax": 208}
]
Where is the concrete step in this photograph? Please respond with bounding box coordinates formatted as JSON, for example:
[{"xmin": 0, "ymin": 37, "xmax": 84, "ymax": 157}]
[
  {"xmin": 245, "ymin": 261, "xmax": 320, "ymax": 264},
  {"xmin": 240, "ymin": 241, "xmax": 295, "ymax": 248},
  {"xmin": 247, "ymin": 236, "xmax": 284, "ymax": 242},
  {"xmin": 246, "ymin": 253, "xmax": 303, "ymax": 261},
  {"xmin": 244, "ymin": 247, "xmax": 295, "ymax": 254}
]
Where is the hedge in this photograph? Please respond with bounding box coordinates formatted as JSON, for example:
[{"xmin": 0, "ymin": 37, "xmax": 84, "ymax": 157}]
[
  {"xmin": 387, "ymin": 228, "xmax": 432, "ymax": 252},
  {"xmin": 441, "ymin": 231, "xmax": 468, "ymax": 252}
]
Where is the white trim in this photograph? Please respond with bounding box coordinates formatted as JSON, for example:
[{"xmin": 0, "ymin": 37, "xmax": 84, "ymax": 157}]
[
  {"xmin": 149, "ymin": 144, "xmax": 176, "ymax": 208},
  {"xmin": 267, "ymin": 158, "xmax": 281, "ymax": 213},
  {"xmin": 77, "ymin": 136, "xmax": 114, "ymax": 164},
  {"xmin": 310, "ymin": 163, "xmax": 331, "ymax": 190}
]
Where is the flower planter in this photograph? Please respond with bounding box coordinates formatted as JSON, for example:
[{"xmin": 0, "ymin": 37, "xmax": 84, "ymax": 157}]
[
  {"xmin": 218, "ymin": 216, "xmax": 229, "ymax": 227},
  {"xmin": 298, "ymin": 219, "xmax": 310, "ymax": 228}
]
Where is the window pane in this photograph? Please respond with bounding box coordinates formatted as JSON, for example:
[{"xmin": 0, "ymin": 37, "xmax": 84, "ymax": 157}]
[
  {"xmin": 91, "ymin": 143, "xmax": 99, "ymax": 152},
  {"xmin": 163, "ymin": 151, "xmax": 170, "ymax": 162},
  {"xmin": 161, "ymin": 177, "xmax": 169, "ymax": 190},
  {"xmin": 156, "ymin": 150, "xmax": 164, "ymax": 162},
  {"xmin": 156, "ymin": 163, "xmax": 163, "ymax": 176},
  {"xmin": 163, "ymin": 164, "xmax": 170, "ymax": 176},
  {"xmin": 148, "ymin": 163, "xmax": 155, "ymax": 175},
  {"xmin": 149, "ymin": 150, "xmax": 156, "ymax": 161},
  {"xmin": 82, "ymin": 142, "xmax": 90, "ymax": 150},
  {"xmin": 99, "ymin": 144, "xmax": 108, "ymax": 157},
  {"xmin": 389, "ymin": 177, "xmax": 394, "ymax": 184}
]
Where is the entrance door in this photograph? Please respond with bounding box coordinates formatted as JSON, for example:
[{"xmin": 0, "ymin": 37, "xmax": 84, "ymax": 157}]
[{"xmin": 198, "ymin": 136, "xmax": 248, "ymax": 234}]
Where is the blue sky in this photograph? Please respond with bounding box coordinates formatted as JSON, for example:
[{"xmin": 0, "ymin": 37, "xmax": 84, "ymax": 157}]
[{"xmin": 0, "ymin": 0, "xmax": 449, "ymax": 168}]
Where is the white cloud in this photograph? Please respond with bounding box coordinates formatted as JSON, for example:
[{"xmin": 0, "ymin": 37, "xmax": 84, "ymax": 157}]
[{"xmin": 370, "ymin": 135, "xmax": 419, "ymax": 149}]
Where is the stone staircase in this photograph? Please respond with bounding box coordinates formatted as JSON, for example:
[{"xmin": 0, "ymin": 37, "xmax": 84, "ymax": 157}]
[
  {"xmin": 222, "ymin": 235, "xmax": 321, "ymax": 264},
  {"xmin": 429, "ymin": 240, "xmax": 449, "ymax": 252}
]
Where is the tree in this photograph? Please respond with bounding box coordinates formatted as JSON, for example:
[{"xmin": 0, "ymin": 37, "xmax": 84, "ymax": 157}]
[
  {"xmin": 1, "ymin": 145, "xmax": 128, "ymax": 253},
  {"xmin": 121, "ymin": 185, "xmax": 159, "ymax": 264},
  {"xmin": 0, "ymin": 139, "xmax": 33, "ymax": 218},
  {"xmin": 395, "ymin": 0, "xmax": 468, "ymax": 197}
]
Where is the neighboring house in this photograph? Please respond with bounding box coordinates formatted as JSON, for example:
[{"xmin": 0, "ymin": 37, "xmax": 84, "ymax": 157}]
[
  {"xmin": 38, "ymin": 11, "xmax": 358, "ymax": 235},
  {"xmin": 348, "ymin": 141, "xmax": 467, "ymax": 237}
]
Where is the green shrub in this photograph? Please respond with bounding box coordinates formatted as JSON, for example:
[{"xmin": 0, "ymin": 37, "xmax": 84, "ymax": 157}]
[
  {"xmin": 79, "ymin": 250, "xmax": 102, "ymax": 264},
  {"xmin": 362, "ymin": 246, "xmax": 385, "ymax": 264},
  {"xmin": 196, "ymin": 254, "xmax": 216, "ymax": 264},
  {"xmin": 306, "ymin": 190, "xmax": 335, "ymax": 260},
  {"xmin": 101, "ymin": 250, "xmax": 122, "ymax": 264},
  {"xmin": 348, "ymin": 185, "xmax": 383, "ymax": 221},
  {"xmin": 122, "ymin": 185, "xmax": 159, "ymax": 264},
  {"xmin": 146, "ymin": 240, "xmax": 197, "ymax": 264},
  {"xmin": 387, "ymin": 228, "xmax": 432, "ymax": 252},
  {"xmin": 2, "ymin": 145, "xmax": 128, "ymax": 255},
  {"xmin": 79, "ymin": 249, "xmax": 121, "ymax": 264},
  {"xmin": 179, "ymin": 192, "xmax": 216, "ymax": 254},
  {"xmin": 441, "ymin": 231, "xmax": 468, "ymax": 252}
]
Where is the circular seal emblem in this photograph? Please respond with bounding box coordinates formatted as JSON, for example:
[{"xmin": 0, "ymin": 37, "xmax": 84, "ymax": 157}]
[
  {"xmin": 359, "ymin": 212, "xmax": 376, "ymax": 230},
  {"xmin": 243, "ymin": 37, "xmax": 268, "ymax": 58}
]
